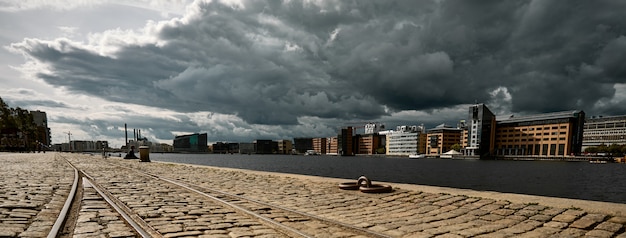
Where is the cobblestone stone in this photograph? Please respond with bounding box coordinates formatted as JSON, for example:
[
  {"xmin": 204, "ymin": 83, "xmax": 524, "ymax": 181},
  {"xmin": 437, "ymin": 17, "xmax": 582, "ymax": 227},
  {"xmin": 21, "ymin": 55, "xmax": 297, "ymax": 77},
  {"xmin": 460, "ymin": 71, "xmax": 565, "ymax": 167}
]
[{"xmin": 569, "ymin": 213, "xmax": 606, "ymax": 229}]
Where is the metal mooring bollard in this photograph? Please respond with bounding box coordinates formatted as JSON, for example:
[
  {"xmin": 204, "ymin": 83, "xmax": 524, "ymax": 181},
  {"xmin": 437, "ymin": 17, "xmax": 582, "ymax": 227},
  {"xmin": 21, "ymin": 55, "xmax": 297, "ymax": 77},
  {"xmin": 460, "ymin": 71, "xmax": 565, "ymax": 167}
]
[{"xmin": 139, "ymin": 146, "xmax": 150, "ymax": 162}]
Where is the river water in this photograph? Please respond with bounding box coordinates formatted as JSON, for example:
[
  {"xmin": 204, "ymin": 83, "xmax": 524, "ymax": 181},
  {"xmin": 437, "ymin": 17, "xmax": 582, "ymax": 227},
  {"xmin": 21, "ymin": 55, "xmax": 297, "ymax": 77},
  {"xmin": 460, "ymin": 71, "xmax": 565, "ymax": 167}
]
[{"xmin": 147, "ymin": 153, "xmax": 626, "ymax": 204}]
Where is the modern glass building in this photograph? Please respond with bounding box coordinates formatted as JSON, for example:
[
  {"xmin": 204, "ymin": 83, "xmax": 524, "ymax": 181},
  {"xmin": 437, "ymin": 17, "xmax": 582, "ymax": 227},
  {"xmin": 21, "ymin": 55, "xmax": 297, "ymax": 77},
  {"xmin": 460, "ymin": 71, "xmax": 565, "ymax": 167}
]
[{"xmin": 173, "ymin": 133, "xmax": 208, "ymax": 152}]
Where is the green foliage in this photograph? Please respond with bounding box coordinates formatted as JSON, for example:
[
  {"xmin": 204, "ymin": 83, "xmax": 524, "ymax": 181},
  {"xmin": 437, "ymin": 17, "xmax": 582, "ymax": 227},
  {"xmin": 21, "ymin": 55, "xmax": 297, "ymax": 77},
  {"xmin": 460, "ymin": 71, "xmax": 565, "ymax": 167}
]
[
  {"xmin": 0, "ymin": 97, "xmax": 41, "ymax": 151},
  {"xmin": 585, "ymin": 143, "xmax": 626, "ymax": 156},
  {"xmin": 451, "ymin": 143, "xmax": 462, "ymax": 151}
]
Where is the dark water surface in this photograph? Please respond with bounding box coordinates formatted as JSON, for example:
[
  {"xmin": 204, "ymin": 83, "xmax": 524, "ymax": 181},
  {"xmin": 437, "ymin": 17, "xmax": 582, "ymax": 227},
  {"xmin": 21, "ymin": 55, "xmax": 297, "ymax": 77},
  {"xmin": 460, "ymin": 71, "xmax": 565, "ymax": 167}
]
[{"xmin": 148, "ymin": 153, "xmax": 626, "ymax": 204}]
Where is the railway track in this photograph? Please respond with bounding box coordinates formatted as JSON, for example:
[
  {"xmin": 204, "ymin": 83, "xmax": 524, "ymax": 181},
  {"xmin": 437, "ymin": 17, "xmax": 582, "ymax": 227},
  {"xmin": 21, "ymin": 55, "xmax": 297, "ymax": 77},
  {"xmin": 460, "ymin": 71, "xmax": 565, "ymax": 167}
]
[{"xmin": 54, "ymin": 155, "xmax": 393, "ymax": 237}]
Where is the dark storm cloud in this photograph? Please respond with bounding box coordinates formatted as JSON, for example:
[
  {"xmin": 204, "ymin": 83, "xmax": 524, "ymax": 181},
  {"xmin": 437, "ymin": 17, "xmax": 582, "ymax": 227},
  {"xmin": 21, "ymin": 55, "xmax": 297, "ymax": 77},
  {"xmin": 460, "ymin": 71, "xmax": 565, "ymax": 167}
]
[{"xmin": 9, "ymin": 0, "xmax": 626, "ymax": 126}]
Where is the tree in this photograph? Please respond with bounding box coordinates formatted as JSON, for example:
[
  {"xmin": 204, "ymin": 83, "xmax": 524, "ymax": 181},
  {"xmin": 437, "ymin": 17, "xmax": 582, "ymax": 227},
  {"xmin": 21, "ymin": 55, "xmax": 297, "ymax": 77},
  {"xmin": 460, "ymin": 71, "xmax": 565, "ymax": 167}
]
[
  {"xmin": 0, "ymin": 97, "xmax": 41, "ymax": 151},
  {"xmin": 608, "ymin": 144, "xmax": 623, "ymax": 156},
  {"xmin": 584, "ymin": 146, "xmax": 598, "ymax": 153},
  {"xmin": 451, "ymin": 143, "xmax": 462, "ymax": 152}
]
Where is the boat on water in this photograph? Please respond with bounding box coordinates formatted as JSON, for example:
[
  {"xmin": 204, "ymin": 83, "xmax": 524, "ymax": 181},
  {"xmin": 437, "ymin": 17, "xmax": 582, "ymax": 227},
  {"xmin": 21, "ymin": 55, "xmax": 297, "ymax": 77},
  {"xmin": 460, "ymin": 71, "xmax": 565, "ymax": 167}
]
[
  {"xmin": 408, "ymin": 154, "xmax": 425, "ymax": 159},
  {"xmin": 589, "ymin": 160, "xmax": 608, "ymax": 164},
  {"xmin": 304, "ymin": 150, "xmax": 319, "ymax": 156}
]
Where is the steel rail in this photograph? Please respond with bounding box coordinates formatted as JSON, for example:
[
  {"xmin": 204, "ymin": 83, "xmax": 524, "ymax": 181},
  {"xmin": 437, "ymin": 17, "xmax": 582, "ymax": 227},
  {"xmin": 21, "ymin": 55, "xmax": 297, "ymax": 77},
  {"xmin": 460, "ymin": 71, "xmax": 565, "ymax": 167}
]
[
  {"xmin": 60, "ymin": 156, "xmax": 160, "ymax": 238},
  {"xmin": 147, "ymin": 173, "xmax": 314, "ymax": 238},
  {"xmin": 79, "ymin": 167, "xmax": 161, "ymax": 238},
  {"xmin": 82, "ymin": 178, "xmax": 156, "ymax": 238},
  {"xmin": 143, "ymin": 171, "xmax": 393, "ymax": 238},
  {"xmin": 47, "ymin": 154, "xmax": 79, "ymax": 238}
]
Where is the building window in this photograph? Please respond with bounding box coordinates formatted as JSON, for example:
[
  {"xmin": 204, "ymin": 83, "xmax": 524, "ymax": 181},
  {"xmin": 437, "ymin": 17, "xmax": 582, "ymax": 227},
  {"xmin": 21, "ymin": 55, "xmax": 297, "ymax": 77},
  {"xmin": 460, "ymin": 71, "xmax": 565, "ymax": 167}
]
[{"xmin": 534, "ymin": 145, "xmax": 540, "ymax": 155}]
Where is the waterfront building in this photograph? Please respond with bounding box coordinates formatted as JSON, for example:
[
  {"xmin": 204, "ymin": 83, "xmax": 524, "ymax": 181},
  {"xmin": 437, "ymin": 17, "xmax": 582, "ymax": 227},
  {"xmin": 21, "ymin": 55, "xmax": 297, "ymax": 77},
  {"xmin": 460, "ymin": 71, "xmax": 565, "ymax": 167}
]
[
  {"xmin": 153, "ymin": 143, "xmax": 173, "ymax": 153},
  {"xmin": 68, "ymin": 140, "xmax": 109, "ymax": 152},
  {"xmin": 327, "ymin": 136, "xmax": 338, "ymax": 155},
  {"xmin": 461, "ymin": 127, "xmax": 469, "ymax": 149},
  {"xmin": 173, "ymin": 133, "xmax": 208, "ymax": 152},
  {"xmin": 211, "ymin": 142, "xmax": 229, "ymax": 153},
  {"xmin": 583, "ymin": 115, "xmax": 626, "ymax": 149},
  {"xmin": 493, "ymin": 111, "xmax": 585, "ymax": 156},
  {"xmin": 364, "ymin": 123, "xmax": 385, "ymax": 134},
  {"xmin": 338, "ymin": 127, "xmax": 354, "ymax": 156},
  {"xmin": 254, "ymin": 139, "xmax": 276, "ymax": 154},
  {"xmin": 30, "ymin": 110, "xmax": 51, "ymax": 147},
  {"xmin": 211, "ymin": 142, "xmax": 240, "ymax": 153},
  {"xmin": 312, "ymin": 137, "xmax": 327, "ymax": 154},
  {"xmin": 465, "ymin": 104, "xmax": 496, "ymax": 157},
  {"xmin": 386, "ymin": 125, "xmax": 427, "ymax": 156},
  {"xmin": 426, "ymin": 124, "xmax": 463, "ymax": 155},
  {"xmin": 355, "ymin": 133, "xmax": 384, "ymax": 155},
  {"xmin": 239, "ymin": 143, "xmax": 254, "ymax": 154},
  {"xmin": 277, "ymin": 139, "xmax": 293, "ymax": 154},
  {"xmin": 293, "ymin": 137, "xmax": 313, "ymax": 154}
]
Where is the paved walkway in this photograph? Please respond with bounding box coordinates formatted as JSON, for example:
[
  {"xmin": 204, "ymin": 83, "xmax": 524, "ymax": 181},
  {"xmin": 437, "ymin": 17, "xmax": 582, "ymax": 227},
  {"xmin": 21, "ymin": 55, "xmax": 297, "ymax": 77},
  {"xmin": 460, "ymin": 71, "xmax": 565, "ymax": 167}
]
[
  {"xmin": 134, "ymin": 159, "xmax": 626, "ymax": 238},
  {"xmin": 0, "ymin": 152, "xmax": 74, "ymax": 237},
  {"xmin": 2, "ymin": 152, "xmax": 626, "ymax": 237}
]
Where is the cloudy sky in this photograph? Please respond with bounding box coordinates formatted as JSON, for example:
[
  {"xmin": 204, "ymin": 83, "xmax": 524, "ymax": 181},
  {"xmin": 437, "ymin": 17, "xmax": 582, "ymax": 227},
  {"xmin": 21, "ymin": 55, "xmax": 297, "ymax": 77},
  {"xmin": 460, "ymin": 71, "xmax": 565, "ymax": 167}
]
[{"xmin": 2, "ymin": 0, "xmax": 626, "ymax": 148}]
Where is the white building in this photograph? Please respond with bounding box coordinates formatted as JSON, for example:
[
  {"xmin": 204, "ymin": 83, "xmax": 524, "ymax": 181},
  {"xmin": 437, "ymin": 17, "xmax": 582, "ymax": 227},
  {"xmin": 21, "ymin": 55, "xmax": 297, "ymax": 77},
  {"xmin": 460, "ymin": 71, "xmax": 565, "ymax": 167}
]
[
  {"xmin": 386, "ymin": 125, "xmax": 426, "ymax": 156},
  {"xmin": 583, "ymin": 115, "xmax": 626, "ymax": 149},
  {"xmin": 364, "ymin": 122, "xmax": 385, "ymax": 134}
]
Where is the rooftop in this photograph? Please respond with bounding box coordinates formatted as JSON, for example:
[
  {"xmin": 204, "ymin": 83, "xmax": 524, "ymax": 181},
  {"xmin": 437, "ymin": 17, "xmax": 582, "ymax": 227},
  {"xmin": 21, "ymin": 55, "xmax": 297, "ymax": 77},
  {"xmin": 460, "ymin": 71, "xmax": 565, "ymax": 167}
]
[{"xmin": 496, "ymin": 110, "xmax": 583, "ymax": 124}]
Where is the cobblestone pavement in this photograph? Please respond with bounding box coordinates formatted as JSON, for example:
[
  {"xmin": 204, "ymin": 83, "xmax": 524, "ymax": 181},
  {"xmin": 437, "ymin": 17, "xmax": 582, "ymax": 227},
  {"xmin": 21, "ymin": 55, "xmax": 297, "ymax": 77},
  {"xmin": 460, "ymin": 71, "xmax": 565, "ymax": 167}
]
[
  {"xmin": 67, "ymin": 154, "xmax": 291, "ymax": 238},
  {"xmin": 0, "ymin": 152, "xmax": 74, "ymax": 237},
  {"xmin": 3, "ymin": 152, "xmax": 626, "ymax": 237},
  {"xmin": 73, "ymin": 179, "xmax": 137, "ymax": 238}
]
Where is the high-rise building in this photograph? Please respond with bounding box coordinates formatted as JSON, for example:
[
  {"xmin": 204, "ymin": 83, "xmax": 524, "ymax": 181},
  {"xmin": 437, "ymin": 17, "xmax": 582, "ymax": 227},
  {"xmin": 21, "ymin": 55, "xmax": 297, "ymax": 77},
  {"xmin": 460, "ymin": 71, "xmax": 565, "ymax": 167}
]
[
  {"xmin": 30, "ymin": 110, "xmax": 51, "ymax": 146},
  {"xmin": 338, "ymin": 127, "xmax": 354, "ymax": 156},
  {"xmin": 466, "ymin": 104, "xmax": 496, "ymax": 158},
  {"xmin": 327, "ymin": 137, "xmax": 338, "ymax": 155},
  {"xmin": 312, "ymin": 137, "xmax": 327, "ymax": 154}
]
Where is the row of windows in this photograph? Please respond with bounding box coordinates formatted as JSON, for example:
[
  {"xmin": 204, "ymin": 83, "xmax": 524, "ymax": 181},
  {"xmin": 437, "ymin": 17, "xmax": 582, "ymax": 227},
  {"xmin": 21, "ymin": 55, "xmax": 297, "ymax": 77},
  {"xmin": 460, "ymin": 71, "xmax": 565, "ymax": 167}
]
[
  {"xmin": 584, "ymin": 122, "xmax": 626, "ymax": 129},
  {"xmin": 497, "ymin": 125, "xmax": 568, "ymax": 133},
  {"xmin": 389, "ymin": 139, "xmax": 421, "ymax": 143},
  {"xmin": 494, "ymin": 143, "xmax": 567, "ymax": 156},
  {"xmin": 499, "ymin": 131, "xmax": 567, "ymax": 137},
  {"xmin": 389, "ymin": 134, "xmax": 420, "ymax": 138},
  {"xmin": 389, "ymin": 146, "xmax": 417, "ymax": 150},
  {"xmin": 496, "ymin": 137, "xmax": 566, "ymax": 143},
  {"xmin": 584, "ymin": 136, "xmax": 626, "ymax": 141},
  {"xmin": 583, "ymin": 130, "xmax": 626, "ymax": 135}
]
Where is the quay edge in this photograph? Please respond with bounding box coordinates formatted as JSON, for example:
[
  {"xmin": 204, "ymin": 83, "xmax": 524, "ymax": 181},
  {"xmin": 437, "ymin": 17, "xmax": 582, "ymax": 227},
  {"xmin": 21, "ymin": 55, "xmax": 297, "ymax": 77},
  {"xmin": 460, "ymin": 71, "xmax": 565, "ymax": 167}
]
[{"xmin": 154, "ymin": 160, "xmax": 626, "ymax": 217}]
